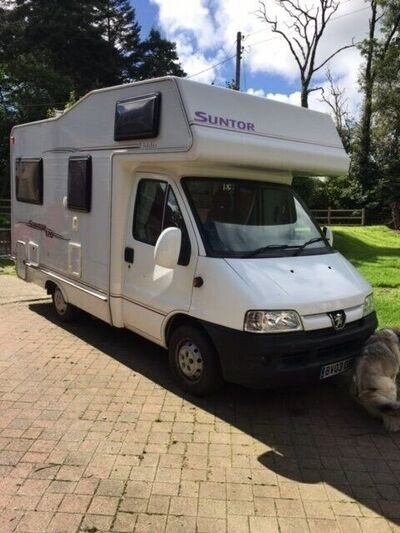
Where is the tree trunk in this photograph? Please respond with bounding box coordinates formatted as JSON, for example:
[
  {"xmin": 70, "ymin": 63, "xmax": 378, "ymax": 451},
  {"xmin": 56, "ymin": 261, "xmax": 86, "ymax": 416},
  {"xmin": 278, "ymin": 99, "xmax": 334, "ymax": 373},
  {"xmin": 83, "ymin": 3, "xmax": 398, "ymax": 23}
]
[
  {"xmin": 391, "ymin": 202, "xmax": 400, "ymax": 230},
  {"xmin": 301, "ymin": 88, "xmax": 309, "ymax": 108},
  {"xmin": 354, "ymin": 1, "xmax": 377, "ymax": 190}
]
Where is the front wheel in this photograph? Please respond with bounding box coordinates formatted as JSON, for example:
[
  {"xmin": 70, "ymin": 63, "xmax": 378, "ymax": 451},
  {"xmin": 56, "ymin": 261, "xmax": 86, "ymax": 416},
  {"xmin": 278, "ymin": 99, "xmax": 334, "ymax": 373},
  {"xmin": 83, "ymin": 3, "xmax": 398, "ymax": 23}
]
[
  {"xmin": 52, "ymin": 286, "xmax": 76, "ymax": 322},
  {"xmin": 168, "ymin": 325, "xmax": 223, "ymax": 396}
]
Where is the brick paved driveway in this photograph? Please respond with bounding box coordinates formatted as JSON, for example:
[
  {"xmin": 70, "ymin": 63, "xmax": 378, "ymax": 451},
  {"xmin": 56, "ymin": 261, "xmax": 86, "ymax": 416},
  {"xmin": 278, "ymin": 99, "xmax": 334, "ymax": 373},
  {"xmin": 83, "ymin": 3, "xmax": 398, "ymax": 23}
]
[{"xmin": 1, "ymin": 276, "xmax": 400, "ymax": 532}]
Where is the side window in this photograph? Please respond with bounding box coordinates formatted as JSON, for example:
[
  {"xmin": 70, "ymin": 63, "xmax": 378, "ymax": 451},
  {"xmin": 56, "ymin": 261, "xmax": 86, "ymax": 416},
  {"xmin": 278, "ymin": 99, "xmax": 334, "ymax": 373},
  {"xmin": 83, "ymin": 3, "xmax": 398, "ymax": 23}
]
[
  {"xmin": 133, "ymin": 180, "xmax": 167, "ymax": 245},
  {"xmin": 16, "ymin": 159, "xmax": 43, "ymax": 205},
  {"xmin": 68, "ymin": 156, "xmax": 92, "ymax": 212},
  {"xmin": 133, "ymin": 179, "xmax": 191, "ymax": 265}
]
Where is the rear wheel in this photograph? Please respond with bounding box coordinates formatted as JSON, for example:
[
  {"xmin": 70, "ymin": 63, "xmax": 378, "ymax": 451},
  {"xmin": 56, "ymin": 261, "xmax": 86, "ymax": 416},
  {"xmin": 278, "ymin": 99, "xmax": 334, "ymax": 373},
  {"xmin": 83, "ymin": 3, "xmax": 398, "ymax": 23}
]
[
  {"xmin": 168, "ymin": 325, "xmax": 223, "ymax": 396},
  {"xmin": 52, "ymin": 286, "xmax": 76, "ymax": 322}
]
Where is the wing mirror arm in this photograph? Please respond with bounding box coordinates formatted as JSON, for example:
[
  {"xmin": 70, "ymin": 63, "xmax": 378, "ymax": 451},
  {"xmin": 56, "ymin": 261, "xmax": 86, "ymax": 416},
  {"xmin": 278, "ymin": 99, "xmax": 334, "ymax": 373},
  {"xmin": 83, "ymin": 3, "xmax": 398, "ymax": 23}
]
[{"xmin": 322, "ymin": 225, "xmax": 333, "ymax": 246}]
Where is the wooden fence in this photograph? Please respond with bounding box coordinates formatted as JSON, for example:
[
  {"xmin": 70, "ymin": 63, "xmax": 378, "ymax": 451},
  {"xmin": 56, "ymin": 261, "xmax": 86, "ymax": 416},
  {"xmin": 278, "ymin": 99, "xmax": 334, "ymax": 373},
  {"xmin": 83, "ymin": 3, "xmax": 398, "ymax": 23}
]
[
  {"xmin": 311, "ymin": 208, "xmax": 366, "ymax": 226},
  {"xmin": 0, "ymin": 199, "xmax": 11, "ymax": 256},
  {"xmin": 0, "ymin": 201, "xmax": 368, "ymax": 256}
]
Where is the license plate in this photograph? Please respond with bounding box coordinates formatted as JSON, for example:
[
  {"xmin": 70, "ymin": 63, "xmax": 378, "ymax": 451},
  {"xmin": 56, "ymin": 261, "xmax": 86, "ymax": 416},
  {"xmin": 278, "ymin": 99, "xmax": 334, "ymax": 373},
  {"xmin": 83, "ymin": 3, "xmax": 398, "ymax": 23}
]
[{"xmin": 320, "ymin": 358, "xmax": 352, "ymax": 379}]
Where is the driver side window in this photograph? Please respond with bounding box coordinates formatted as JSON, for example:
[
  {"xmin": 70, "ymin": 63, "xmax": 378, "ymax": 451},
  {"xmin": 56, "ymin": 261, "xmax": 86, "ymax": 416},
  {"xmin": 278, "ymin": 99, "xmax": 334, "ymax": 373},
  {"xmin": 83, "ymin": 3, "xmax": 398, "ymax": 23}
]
[{"xmin": 133, "ymin": 179, "xmax": 191, "ymax": 265}]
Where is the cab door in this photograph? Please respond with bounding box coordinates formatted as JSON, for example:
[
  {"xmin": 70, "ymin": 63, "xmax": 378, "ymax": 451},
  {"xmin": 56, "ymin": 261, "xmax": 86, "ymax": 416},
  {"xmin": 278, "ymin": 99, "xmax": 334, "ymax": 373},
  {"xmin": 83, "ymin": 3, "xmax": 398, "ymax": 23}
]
[{"xmin": 122, "ymin": 173, "xmax": 197, "ymax": 342}]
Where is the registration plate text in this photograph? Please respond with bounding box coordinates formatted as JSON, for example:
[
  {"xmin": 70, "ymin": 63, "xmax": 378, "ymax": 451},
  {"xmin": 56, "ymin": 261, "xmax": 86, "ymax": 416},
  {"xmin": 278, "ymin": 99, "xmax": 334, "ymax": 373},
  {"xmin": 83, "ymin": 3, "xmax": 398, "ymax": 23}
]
[{"xmin": 320, "ymin": 358, "xmax": 352, "ymax": 380}]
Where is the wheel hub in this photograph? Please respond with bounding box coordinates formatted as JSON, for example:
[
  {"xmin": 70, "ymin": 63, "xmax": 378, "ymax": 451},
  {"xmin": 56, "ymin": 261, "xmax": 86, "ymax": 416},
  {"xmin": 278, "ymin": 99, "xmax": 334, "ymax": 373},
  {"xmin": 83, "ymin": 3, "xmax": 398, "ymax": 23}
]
[
  {"xmin": 177, "ymin": 341, "xmax": 203, "ymax": 381},
  {"xmin": 54, "ymin": 289, "xmax": 67, "ymax": 314}
]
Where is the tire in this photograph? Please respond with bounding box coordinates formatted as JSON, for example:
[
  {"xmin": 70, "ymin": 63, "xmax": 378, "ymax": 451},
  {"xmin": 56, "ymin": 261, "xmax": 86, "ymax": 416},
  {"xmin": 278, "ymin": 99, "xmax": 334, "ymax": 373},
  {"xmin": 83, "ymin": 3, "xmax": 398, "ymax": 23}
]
[
  {"xmin": 52, "ymin": 286, "xmax": 76, "ymax": 322},
  {"xmin": 168, "ymin": 324, "xmax": 223, "ymax": 396}
]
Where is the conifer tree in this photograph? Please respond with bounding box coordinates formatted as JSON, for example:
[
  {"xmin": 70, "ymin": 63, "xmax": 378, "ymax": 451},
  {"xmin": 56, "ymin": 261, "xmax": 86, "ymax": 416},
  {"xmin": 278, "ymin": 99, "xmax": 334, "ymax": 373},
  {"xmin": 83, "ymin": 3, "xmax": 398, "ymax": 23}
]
[{"xmin": 138, "ymin": 29, "xmax": 185, "ymax": 80}]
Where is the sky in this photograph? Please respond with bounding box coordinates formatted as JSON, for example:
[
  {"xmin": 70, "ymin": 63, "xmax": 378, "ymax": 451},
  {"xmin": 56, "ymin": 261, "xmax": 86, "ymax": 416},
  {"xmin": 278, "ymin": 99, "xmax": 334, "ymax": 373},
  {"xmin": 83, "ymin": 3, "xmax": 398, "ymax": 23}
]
[{"xmin": 132, "ymin": 0, "xmax": 372, "ymax": 117}]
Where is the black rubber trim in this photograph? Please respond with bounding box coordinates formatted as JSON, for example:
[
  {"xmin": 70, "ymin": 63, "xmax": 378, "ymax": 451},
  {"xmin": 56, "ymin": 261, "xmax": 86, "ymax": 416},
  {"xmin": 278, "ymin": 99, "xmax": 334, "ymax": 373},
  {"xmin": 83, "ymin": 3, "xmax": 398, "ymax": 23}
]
[{"xmin": 199, "ymin": 312, "xmax": 378, "ymax": 388}]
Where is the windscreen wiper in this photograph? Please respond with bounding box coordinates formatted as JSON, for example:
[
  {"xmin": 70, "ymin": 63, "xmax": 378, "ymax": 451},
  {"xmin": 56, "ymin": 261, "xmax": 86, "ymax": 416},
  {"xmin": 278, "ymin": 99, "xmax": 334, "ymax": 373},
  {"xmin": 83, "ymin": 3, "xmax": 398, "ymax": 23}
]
[
  {"xmin": 244, "ymin": 244, "xmax": 300, "ymax": 258},
  {"xmin": 294, "ymin": 237, "xmax": 327, "ymax": 256}
]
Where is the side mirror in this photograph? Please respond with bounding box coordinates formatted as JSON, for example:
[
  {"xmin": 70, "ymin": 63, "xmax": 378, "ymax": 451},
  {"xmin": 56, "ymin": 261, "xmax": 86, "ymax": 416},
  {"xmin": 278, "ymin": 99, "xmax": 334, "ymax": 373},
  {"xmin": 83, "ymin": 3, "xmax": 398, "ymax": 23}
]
[
  {"xmin": 322, "ymin": 226, "xmax": 333, "ymax": 246},
  {"xmin": 154, "ymin": 227, "xmax": 182, "ymax": 269}
]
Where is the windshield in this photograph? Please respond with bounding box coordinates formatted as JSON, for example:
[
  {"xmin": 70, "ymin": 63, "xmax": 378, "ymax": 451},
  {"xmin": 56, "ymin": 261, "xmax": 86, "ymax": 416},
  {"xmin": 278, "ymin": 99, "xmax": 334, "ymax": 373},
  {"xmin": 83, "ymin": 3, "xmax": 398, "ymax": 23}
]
[{"xmin": 182, "ymin": 178, "xmax": 331, "ymax": 258}]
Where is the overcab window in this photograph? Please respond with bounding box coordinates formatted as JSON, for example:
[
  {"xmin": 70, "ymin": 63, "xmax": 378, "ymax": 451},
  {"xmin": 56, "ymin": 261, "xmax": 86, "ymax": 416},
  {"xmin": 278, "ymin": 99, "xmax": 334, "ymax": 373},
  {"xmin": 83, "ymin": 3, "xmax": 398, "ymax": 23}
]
[
  {"xmin": 68, "ymin": 156, "xmax": 92, "ymax": 212},
  {"xmin": 114, "ymin": 93, "xmax": 161, "ymax": 141},
  {"xmin": 16, "ymin": 159, "xmax": 43, "ymax": 205}
]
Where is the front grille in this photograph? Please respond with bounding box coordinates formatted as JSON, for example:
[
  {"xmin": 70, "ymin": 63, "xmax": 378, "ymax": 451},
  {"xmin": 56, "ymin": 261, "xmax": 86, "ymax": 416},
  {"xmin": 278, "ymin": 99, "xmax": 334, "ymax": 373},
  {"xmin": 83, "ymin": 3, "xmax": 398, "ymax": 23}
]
[{"xmin": 278, "ymin": 338, "xmax": 361, "ymax": 369}]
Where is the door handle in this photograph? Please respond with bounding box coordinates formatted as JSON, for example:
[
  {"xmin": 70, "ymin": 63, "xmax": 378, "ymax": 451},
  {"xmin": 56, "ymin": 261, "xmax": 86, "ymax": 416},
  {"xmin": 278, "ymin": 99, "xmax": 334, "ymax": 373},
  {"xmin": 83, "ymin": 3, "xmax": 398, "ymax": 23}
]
[{"xmin": 124, "ymin": 247, "xmax": 134, "ymax": 263}]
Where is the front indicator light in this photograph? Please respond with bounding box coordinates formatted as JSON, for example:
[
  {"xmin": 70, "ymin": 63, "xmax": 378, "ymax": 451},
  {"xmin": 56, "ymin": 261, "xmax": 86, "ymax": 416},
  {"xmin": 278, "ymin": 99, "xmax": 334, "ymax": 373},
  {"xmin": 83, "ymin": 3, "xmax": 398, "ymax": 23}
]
[{"xmin": 363, "ymin": 294, "xmax": 374, "ymax": 317}]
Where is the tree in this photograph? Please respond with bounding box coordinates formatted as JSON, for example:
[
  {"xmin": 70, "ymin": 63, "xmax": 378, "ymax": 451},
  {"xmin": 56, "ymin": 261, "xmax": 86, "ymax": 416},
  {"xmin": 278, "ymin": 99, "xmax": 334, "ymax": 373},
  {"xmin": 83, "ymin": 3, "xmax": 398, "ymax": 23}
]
[
  {"xmin": 371, "ymin": 3, "xmax": 400, "ymax": 228},
  {"xmin": 94, "ymin": 0, "xmax": 142, "ymax": 82},
  {"xmin": 319, "ymin": 69, "xmax": 353, "ymax": 153},
  {"xmin": 137, "ymin": 29, "xmax": 185, "ymax": 80},
  {"xmin": 352, "ymin": 0, "xmax": 400, "ymax": 192},
  {"xmin": 257, "ymin": 0, "xmax": 355, "ymax": 107}
]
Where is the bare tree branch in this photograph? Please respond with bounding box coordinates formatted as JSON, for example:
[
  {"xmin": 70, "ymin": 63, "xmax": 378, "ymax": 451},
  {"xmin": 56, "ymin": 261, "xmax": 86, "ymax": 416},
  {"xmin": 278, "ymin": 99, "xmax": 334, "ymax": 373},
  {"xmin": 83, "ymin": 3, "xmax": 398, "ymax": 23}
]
[
  {"xmin": 314, "ymin": 41, "xmax": 356, "ymax": 73},
  {"xmin": 256, "ymin": 0, "xmax": 354, "ymax": 107},
  {"xmin": 319, "ymin": 69, "xmax": 352, "ymax": 152},
  {"xmin": 308, "ymin": 86, "xmax": 324, "ymax": 93}
]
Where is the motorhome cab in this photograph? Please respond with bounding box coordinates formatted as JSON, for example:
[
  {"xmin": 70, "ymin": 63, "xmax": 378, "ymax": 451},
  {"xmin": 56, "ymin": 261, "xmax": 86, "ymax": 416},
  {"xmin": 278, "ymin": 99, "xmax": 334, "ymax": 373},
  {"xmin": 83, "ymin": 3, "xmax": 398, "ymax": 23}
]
[{"xmin": 11, "ymin": 77, "xmax": 377, "ymax": 395}]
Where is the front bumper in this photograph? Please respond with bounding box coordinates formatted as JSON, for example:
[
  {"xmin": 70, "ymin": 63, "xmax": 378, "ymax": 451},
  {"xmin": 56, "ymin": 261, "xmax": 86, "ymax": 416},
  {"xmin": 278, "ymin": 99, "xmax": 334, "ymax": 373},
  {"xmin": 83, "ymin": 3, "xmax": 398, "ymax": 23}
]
[{"xmin": 201, "ymin": 312, "xmax": 377, "ymax": 388}]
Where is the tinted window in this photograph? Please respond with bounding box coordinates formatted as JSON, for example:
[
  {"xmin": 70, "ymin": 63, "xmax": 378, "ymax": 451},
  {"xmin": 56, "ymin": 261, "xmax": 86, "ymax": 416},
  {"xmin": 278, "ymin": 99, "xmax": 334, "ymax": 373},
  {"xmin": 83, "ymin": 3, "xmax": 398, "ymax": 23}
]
[
  {"xmin": 114, "ymin": 93, "xmax": 161, "ymax": 141},
  {"xmin": 16, "ymin": 159, "xmax": 43, "ymax": 204},
  {"xmin": 133, "ymin": 180, "xmax": 167, "ymax": 245},
  {"xmin": 183, "ymin": 178, "xmax": 328, "ymax": 258},
  {"xmin": 133, "ymin": 179, "xmax": 191, "ymax": 265},
  {"xmin": 68, "ymin": 156, "xmax": 92, "ymax": 212}
]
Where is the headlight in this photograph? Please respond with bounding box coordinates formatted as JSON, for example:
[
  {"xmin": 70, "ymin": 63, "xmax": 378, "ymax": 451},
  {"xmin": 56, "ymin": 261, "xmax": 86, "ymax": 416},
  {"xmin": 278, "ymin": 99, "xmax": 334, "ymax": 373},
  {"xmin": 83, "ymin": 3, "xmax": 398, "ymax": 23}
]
[
  {"xmin": 244, "ymin": 310, "xmax": 303, "ymax": 333},
  {"xmin": 363, "ymin": 294, "xmax": 374, "ymax": 316}
]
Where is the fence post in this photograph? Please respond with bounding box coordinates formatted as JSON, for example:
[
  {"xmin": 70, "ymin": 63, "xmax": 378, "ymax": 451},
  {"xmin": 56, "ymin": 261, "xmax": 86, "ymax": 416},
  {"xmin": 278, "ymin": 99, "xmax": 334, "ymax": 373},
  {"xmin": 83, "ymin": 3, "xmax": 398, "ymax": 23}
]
[
  {"xmin": 361, "ymin": 208, "xmax": 366, "ymax": 226},
  {"xmin": 327, "ymin": 207, "xmax": 331, "ymax": 225}
]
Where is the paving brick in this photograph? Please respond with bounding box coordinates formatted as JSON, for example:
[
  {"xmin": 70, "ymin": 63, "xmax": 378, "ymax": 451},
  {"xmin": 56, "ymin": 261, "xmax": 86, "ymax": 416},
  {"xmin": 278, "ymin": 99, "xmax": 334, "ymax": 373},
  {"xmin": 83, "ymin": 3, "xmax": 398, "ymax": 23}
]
[
  {"xmin": 227, "ymin": 515, "xmax": 249, "ymax": 533},
  {"xmin": 169, "ymin": 496, "xmax": 198, "ymax": 516},
  {"xmin": 198, "ymin": 498, "xmax": 226, "ymax": 518},
  {"xmin": 357, "ymin": 517, "xmax": 392, "ymax": 532},
  {"xmin": 199, "ymin": 481, "xmax": 226, "ymax": 500},
  {"xmin": 46, "ymin": 512, "xmax": 83, "ymax": 532},
  {"xmin": 275, "ymin": 499, "xmax": 306, "ymax": 518},
  {"xmin": 58, "ymin": 494, "xmax": 91, "ymax": 513},
  {"xmin": 196, "ymin": 517, "xmax": 226, "ymax": 532},
  {"xmin": 1, "ymin": 277, "xmax": 400, "ymax": 533},
  {"xmin": 16, "ymin": 510, "xmax": 53, "ymax": 531},
  {"xmin": 96, "ymin": 478, "xmax": 125, "ymax": 496},
  {"xmin": 87, "ymin": 495, "xmax": 119, "ymax": 515},
  {"xmin": 165, "ymin": 515, "xmax": 197, "ymax": 533},
  {"xmin": 278, "ymin": 517, "xmax": 310, "ymax": 533},
  {"xmin": 37, "ymin": 493, "xmax": 64, "ymax": 512},
  {"xmin": 147, "ymin": 495, "xmax": 170, "ymax": 514},
  {"xmin": 135, "ymin": 513, "xmax": 167, "ymax": 533},
  {"xmin": 112, "ymin": 512, "xmax": 137, "ymax": 532},
  {"xmin": 249, "ymin": 516, "xmax": 279, "ymax": 533},
  {"xmin": 80, "ymin": 513, "xmax": 113, "ymax": 532},
  {"xmin": 0, "ymin": 510, "xmax": 24, "ymax": 533},
  {"xmin": 308, "ymin": 518, "xmax": 340, "ymax": 533}
]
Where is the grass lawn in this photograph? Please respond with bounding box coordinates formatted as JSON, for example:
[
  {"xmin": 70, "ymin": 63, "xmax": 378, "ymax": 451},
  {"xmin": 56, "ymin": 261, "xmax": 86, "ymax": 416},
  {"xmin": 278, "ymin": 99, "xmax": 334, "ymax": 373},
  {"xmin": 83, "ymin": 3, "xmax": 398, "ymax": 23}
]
[
  {"xmin": 333, "ymin": 225, "xmax": 400, "ymax": 328},
  {"xmin": 0, "ymin": 257, "xmax": 15, "ymax": 275}
]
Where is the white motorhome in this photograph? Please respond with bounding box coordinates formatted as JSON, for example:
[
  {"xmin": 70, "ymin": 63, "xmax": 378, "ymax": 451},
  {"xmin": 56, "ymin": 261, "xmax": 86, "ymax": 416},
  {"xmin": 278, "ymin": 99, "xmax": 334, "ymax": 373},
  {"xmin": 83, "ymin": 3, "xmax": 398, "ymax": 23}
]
[{"xmin": 11, "ymin": 76, "xmax": 377, "ymax": 395}]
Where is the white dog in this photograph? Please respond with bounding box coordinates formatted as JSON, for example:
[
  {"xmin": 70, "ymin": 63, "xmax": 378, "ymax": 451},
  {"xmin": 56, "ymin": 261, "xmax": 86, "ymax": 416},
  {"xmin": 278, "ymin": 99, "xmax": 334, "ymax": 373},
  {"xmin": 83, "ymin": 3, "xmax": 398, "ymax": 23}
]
[{"xmin": 353, "ymin": 328, "xmax": 400, "ymax": 432}]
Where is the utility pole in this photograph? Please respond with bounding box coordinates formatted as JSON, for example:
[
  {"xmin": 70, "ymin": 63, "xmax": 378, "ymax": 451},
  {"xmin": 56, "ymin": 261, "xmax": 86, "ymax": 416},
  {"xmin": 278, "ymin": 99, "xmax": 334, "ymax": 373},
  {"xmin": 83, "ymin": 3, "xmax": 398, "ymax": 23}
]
[{"xmin": 234, "ymin": 31, "xmax": 242, "ymax": 91}]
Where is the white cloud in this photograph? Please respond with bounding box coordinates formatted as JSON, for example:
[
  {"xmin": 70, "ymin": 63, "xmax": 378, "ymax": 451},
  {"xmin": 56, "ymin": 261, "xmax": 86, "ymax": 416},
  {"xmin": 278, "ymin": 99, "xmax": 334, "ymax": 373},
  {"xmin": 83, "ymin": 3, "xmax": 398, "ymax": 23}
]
[
  {"xmin": 246, "ymin": 88, "xmax": 267, "ymax": 97},
  {"xmin": 149, "ymin": 0, "xmax": 371, "ymax": 115}
]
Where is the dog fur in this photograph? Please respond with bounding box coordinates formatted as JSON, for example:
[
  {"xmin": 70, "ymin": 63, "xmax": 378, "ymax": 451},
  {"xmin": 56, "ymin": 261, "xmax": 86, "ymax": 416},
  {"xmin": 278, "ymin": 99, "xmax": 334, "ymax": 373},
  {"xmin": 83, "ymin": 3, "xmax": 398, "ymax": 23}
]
[{"xmin": 353, "ymin": 328, "xmax": 400, "ymax": 432}]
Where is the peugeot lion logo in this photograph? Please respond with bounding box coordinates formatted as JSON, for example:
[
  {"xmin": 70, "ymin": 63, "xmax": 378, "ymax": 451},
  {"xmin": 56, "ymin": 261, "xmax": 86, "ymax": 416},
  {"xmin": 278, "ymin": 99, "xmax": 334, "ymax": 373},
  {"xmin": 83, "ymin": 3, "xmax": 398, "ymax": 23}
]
[{"xmin": 328, "ymin": 310, "xmax": 346, "ymax": 330}]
